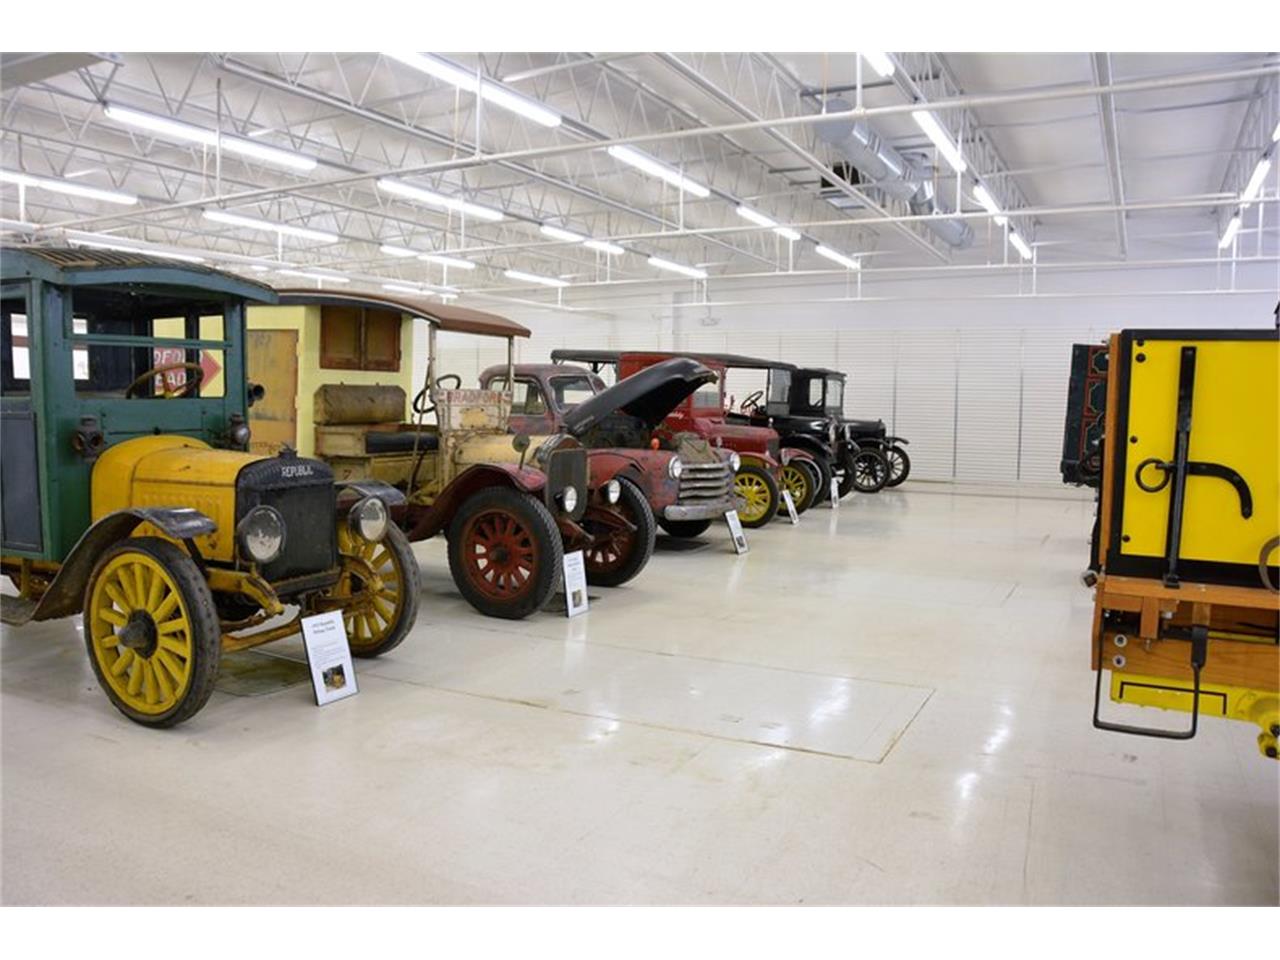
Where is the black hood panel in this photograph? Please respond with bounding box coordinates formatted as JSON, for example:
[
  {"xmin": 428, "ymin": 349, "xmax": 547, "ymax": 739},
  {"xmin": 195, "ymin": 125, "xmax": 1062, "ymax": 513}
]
[{"xmin": 563, "ymin": 357, "xmax": 716, "ymax": 435}]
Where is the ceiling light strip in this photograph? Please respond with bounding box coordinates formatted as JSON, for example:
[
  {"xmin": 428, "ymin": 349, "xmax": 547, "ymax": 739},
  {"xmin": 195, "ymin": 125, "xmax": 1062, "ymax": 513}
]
[
  {"xmin": 377, "ymin": 178, "xmax": 505, "ymax": 221},
  {"xmin": 384, "ymin": 53, "xmax": 561, "ymax": 128},
  {"xmin": 504, "ymin": 268, "xmax": 569, "ymax": 288},
  {"xmin": 103, "ymin": 103, "xmax": 317, "ymax": 172},
  {"xmin": 813, "ymin": 245, "xmax": 860, "ymax": 270},
  {"xmin": 647, "ymin": 256, "xmax": 707, "ymax": 280},
  {"xmin": 607, "ymin": 145, "xmax": 710, "ymax": 198},
  {"xmin": 0, "ymin": 169, "xmax": 137, "ymax": 205},
  {"xmin": 203, "ymin": 209, "xmax": 338, "ymax": 243},
  {"xmin": 911, "ymin": 110, "xmax": 967, "ymax": 174}
]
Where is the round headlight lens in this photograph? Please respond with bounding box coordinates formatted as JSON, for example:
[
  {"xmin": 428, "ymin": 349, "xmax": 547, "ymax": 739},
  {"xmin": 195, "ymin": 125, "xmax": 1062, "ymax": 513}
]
[
  {"xmin": 605, "ymin": 479, "xmax": 621, "ymax": 504},
  {"xmin": 349, "ymin": 496, "xmax": 389, "ymax": 542},
  {"xmin": 668, "ymin": 457, "xmax": 683, "ymax": 480},
  {"xmin": 728, "ymin": 452, "xmax": 741, "ymax": 472},
  {"xmin": 560, "ymin": 486, "xmax": 579, "ymax": 514},
  {"xmin": 238, "ymin": 505, "xmax": 285, "ymax": 564}
]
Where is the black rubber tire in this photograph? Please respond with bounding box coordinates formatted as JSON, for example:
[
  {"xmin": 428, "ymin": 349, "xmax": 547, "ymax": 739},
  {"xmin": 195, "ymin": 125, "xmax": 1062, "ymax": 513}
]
[
  {"xmin": 802, "ymin": 459, "xmax": 829, "ymax": 511},
  {"xmin": 344, "ymin": 524, "xmax": 421, "ymax": 658},
  {"xmin": 884, "ymin": 445, "xmax": 911, "ymax": 487},
  {"xmin": 447, "ymin": 486, "xmax": 563, "ymax": 620},
  {"xmin": 848, "ymin": 448, "xmax": 890, "ymax": 494},
  {"xmin": 735, "ymin": 463, "xmax": 780, "ymax": 529},
  {"xmin": 82, "ymin": 537, "xmax": 221, "ymax": 728},
  {"xmin": 658, "ymin": 518, "xmax": 713, "ymax": 538},
  {"xmin": 583, "ymin": 478, "xmax": 656, "ymax": 587}
]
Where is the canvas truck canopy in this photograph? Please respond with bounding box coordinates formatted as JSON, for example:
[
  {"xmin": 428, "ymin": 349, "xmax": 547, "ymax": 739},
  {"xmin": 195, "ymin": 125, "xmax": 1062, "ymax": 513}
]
[
  {"xmin": 275, "ymin": 290, "xmax": 530, "ymax": 339},
  {"xmin": 563, "ymin": 357, "xmax": 716, "ymax": 435}
]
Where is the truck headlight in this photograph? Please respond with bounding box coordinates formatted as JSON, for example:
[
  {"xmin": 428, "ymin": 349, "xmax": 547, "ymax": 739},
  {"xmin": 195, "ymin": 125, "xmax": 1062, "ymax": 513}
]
[
  {"xmin": 238, "ymin": 505, "xmax": 286, "ymax": 564},
  {"xmin": 728, "ymin": 452, "xmax": 741, "ymax": 472},
  {"xmin": 348, "ymin": 496, "xmax": 389, "ymax": 542},
  {"xmin": 559, "ymin": 486, "xmax": 579, "ymax": 514},
  {"xmin": 604, "ymin": 479, "xmax": 621, "ymax": 504},
  {"xmin": 668, "ymin": 457, "xmax": 683, "ymax": 480}
]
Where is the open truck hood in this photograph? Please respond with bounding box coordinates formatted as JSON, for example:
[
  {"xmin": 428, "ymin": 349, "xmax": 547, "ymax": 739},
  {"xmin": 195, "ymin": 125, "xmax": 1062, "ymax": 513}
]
[{"xmin": 563, "ymin": 357, "xmax": 715, "ymax": 435}]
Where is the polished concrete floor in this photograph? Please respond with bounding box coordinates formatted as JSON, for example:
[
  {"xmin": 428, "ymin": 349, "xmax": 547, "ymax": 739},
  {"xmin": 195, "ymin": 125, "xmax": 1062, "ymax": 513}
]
[{"xmin": 2, "ymin": 485, "xmax": 1277, "ymax": 905}]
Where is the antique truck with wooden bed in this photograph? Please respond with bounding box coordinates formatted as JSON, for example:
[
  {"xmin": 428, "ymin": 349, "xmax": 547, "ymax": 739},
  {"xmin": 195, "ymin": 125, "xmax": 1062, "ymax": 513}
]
[
  {"xmin": 0, "ymin": 248, "xmax": 419, "ymax": 727},
  {"xmin": 550, "ymin": 349, "xmax": 819, "ymax": 529},
  {"xmin": 247, "ymin": 291, "xmax": 645, "ymax": 615},
  {"xmin": 479, "ymin": 357, "xmax": 742, "ymax": 551}
]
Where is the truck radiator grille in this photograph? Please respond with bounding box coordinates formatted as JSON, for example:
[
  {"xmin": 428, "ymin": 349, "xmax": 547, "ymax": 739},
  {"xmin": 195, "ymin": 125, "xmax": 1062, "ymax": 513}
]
[{"xmin": 678, "ymin": 462, "xmax": 733, "ymax": 503}]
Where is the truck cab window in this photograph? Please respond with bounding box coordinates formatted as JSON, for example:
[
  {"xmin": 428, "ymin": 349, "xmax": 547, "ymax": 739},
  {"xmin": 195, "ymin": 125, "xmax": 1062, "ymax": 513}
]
[{"xmin": 2, "ymin": 297, "xmax": 30, "ymax": 395}]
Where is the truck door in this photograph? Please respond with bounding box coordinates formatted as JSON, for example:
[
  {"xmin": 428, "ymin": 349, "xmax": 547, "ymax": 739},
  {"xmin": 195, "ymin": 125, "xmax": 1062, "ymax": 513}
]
[{"xmin": 1, "ymin": 283, "xmax": 43, "ymax": 553}]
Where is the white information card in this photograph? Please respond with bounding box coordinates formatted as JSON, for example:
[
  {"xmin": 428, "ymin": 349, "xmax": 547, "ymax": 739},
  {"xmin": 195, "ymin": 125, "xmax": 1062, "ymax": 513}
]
[
  {"xmin": 300, "ymin": 610, "xmax": 358, "ymax": 707},
  {"xmin": 724, "ymin": 509, "xmax": 749, "ymax": 554},
  {"xmin": 563, "ymin": 549, "xmax": 589, "ymax": 617},
  {"xmin": 781, "ymin": 488, "xmax": 800, "ymax": 524}
]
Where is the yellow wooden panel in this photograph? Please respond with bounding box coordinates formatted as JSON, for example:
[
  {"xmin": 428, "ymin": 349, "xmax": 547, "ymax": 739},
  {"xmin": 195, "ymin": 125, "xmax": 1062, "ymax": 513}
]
[
  {"xmin": 246, "ymin": 329, "xmax": 298, "ymax": 454},
  {"xmin": 1121, "ymin": 337, "xmax": 1279, "ymax": 567}
]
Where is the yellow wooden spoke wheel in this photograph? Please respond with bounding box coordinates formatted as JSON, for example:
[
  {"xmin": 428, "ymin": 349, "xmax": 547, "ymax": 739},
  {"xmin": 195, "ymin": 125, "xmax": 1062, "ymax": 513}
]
[
  {"xmin": 779, "ymin": 463, "xmax": 814, "ymax": 514},
  {"xmin": 733, "ymin": 463, "xmax": 780, "ymax": 529},
  {"xmin": 83, "ymin": 538, "xmax": 221, "ymax": 727},
  {"xmin": 325, "ymin": 523, "xmax": 420, "ymax": 658}
]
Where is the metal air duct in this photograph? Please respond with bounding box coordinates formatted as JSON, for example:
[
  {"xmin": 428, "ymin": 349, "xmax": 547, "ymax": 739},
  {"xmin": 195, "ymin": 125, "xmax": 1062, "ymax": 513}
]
[{"xmin": 816, "ymin": 98, "xmax": 973, "ymax": 248}]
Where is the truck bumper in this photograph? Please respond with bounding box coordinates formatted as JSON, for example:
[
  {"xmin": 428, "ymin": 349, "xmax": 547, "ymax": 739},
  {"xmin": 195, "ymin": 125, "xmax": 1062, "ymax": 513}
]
[{"xmin": 664, "ymin": 497, "xmax": 739, "ymax": 521}]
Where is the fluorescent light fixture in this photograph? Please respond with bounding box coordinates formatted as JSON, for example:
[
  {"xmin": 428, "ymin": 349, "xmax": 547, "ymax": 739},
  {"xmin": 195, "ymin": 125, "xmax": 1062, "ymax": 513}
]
[
  {"xmin": 385, "ymin": 53, "xmax": 561, "ymax": 128},
  {"xmin": 540, "ymin": 223, "xmax": 586, "ymax": 242},
  {"xmin": 861, "ymin": 53, "xmax": 895, "ymax": 78},
  {"xmin": 382, "ymin": 283, "xmax": 424, "ymax": 295},
  {"xmin": 380, "ymin": 243, "xmax": 419, "ymax": 257},
  {"xmin": 1241, "ymin": 156, "xmax": 1272, "ymax": 204},
  {"xmin": 972, "ymin": 183, "xmax": 1009, "ymax": 227},
  {"xmin": 276, "ymin": 269, "xmax": 349, "ymax": 284},
  {"xmin": 103, "ymin": 103, "xmax": 316, "ymax": 172},
  {"xmin": 421, "ymin": 252, "xmax": 477, "ymax": 270},
  {"xmin": 203, "ymin": 209, "xmax": 338, "ymax": 243},
  {"xmin": 74, "ymin": 239, "xmax": 205, "ymax": 263},
  {"xmin": 1273, "ymin": 120, "xmax": 1280, "ymax": 142},
  {"xmin": 584, "ymin": 239, "xmax": 625, "ymax": 255},
  {"xmin": 504, "ymin": 268, "xmax": 569, "ymax": 288},
  {"xmin": 607, "ymin": 145, "xmax": 710, "ymax": 198},
  {"xmin": 0, "ymin": 168, "xmax": 137, "ymax": 205},
  {"xmin": 1009, "ymin": 232, "xmax": 1033, "ymax": 260},
  {"xmin": 647, "ymin": 256, "xmax": 707, "ymax": 280},
  {"xmin": 775, "ymin": 227, "xmax": 801, "ymax": 242},
  {"xmin": 736, "ymin": 205, "xmax": 776, "ymax": 228},
  {"xmin": 814, "ymin": 245, "xmax": 860, "ymax": 270},
  {"xmin": 377, "ymin": 178, "xmax": 505, "ymax": 221},
  {"xmin": 248, "ymin": 265, "xmax": 272, "ymax": 272},
  {"xmin": 1218, "ymin": 214, "xmax": 1242, "ymax": 249},
  {"xmin": 911, "ymin": 110, "xmax": 967, "ymax": 174}
]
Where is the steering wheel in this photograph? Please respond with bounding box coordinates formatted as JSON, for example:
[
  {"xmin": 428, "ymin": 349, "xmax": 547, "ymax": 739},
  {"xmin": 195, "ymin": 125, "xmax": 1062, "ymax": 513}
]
[
  {"xmin": 413, "ymin": 373, "xmax": 465, "ymax": 416},
  {"xmin": 124, "ymin": 362, "xmax": 204, "ymax": 399},
  {"xmin": 740, "ymin": 389, "xmax": 765, "ymax": 413},
  {"xmin": 436, "ymin": 374, "xmax": 462, "ymax": 390}
]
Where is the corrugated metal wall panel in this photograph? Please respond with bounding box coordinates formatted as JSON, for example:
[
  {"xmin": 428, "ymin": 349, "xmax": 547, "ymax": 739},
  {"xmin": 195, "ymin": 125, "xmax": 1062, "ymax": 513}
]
[
  {"xmin": 955, "ymin": 327, "xmax": 1022, "ymax": 482},
  {"xmin": 892, "ymin": 328, "xmax": 958, "ymax": 481},
  {"xmin": 839, "ymin": 329, "xmax": 895, "ymax": 424}
]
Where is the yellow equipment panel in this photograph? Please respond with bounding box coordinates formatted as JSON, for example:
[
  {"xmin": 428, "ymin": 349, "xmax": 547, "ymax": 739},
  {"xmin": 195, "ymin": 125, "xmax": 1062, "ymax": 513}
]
[{"xmin": 1107, "ymin": 330, "xmax": 1280, "ymax": 586}]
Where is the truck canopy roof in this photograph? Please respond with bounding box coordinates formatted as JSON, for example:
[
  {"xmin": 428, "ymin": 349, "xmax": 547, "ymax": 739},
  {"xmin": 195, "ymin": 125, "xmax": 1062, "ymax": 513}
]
[
  {"xmin": 0, "ymin": 246, "xmax": 279, "ymax": 303},
  {"xmin": 562, "ymin": 356, "xmax": 716, "ymax": 435},
  {"xmin": 275, "ymin": 289, "xmax": 530, "ymax": 339},
  {"xmin": 551, "ymin": 348, "xmax": 796, "ymax": 372}
]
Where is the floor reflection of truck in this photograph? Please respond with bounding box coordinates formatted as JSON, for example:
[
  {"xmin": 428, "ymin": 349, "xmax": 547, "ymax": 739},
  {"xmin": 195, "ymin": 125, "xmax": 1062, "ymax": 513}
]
[
  {"xmin": 247, "ymin": 292, "xmax": 647, "ymax": 617},
  {"xmin": 480, "ymin": 358, "xmax": 741, "ymax": 546}
]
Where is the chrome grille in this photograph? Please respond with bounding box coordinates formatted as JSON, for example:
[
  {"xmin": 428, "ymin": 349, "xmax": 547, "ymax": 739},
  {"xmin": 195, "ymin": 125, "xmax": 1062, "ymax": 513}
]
[{"xmin": 678, "ymin": 461, "xmax": 733, "ymax": 503}]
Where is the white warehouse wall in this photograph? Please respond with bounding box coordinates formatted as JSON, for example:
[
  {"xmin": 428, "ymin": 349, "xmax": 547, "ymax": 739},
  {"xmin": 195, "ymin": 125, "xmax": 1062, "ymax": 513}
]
[{"xmin": 418, "ymin": 259, "xmax": 1277, "ymax": 487}]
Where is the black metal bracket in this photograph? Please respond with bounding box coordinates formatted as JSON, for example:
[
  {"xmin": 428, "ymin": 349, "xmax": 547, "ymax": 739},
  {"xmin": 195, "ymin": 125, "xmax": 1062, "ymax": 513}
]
[
  {"xmin": 1134, "ymin": 458, "xmax": 1253, "ymax": 518},
  {"xmin": 1092, "ymin": 623, "xmax": 1209, "ymax": 740}
]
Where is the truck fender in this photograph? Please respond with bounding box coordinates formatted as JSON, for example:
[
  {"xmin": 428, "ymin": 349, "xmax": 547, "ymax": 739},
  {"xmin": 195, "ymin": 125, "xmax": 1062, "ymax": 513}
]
[
  {"xmin": 27, "ymin": 508, "xmax": 217, "ymax": 623},
  {"xmin": 780, "ymin": 436, "xmax": 833, "ymax": 463},
  {"xmin": 738, "ymin": 452, "xmax": 780, "ymax": 473},
  {"xmin": 780, "ymin": 446, "xmax": 822, "ymax": 467},
  {"xmin": 882, "ymin": 436, "xmax": 909, "ymax": 446},
  {"xmin": 336, "ymin": 479, "xmax": 407, "ymax": 507},
  {"xmin": 403, "ymin": 463, "xmax": 546, "ymax": 541}
]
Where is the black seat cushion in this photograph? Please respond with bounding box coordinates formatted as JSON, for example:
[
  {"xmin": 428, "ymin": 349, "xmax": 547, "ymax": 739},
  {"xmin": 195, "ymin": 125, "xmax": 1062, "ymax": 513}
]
[{"xmin": 365, "ymin": 432, "xmax": 439, "ymax": 454}]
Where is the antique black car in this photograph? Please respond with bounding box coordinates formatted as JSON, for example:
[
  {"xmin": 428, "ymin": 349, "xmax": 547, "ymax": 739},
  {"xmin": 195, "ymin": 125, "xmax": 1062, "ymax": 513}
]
[{"xmin": 790, "ymin": 367, "xmax": 908, "ymax": 493}]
